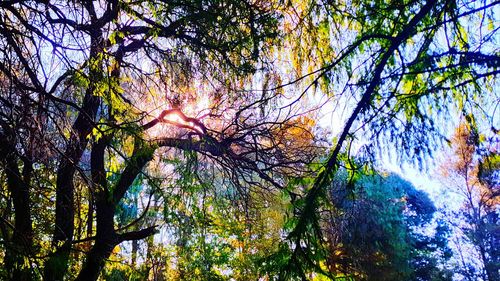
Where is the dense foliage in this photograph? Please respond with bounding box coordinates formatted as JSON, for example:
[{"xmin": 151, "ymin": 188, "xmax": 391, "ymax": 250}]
[
  {"xmin": 323, "ymin": 172, "xmax": 453, "ymax": 281},
  {"xmin": 0, "ymin": 0, "xmax": 498, "ymax": 280}
]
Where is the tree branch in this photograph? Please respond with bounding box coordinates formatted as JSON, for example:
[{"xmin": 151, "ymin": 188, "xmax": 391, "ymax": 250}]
[
  {"xmin": 118, "ymin": 225, "xmax": 158, "ymax": 242},
  {"xmin": 143, "ymin": 108, "xmax": 207, "ymax": 134}
]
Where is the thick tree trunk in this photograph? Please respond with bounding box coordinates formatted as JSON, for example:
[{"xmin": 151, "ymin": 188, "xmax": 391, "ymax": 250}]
[
  {"xmin": 5, "ymin": 160, "xmax": 33, "ymax": 281},
  {"xmin": 75, "ymin": 136, "xmax": 156, "ymax": 280},
  {"xmin": 75, "ymin": 132, "xmax": 116, "ymax": 281},
  {"xmin": 44, "ymin": 9, "xmax": 104, "ymax": 277},
  {"xmin": 75, "ymin": 238, "xmax": 118, "ymax": 281},
  {"xmin": 44, "ymin": 92, "xmax": 100, "ymax": 281},
  {"xmin": 0, "ymin": 129, "xmax": 34, "ymax": 281},
  {"xmin": 76, "ymin": 201, "xmax": 118, "ymax": 281}
]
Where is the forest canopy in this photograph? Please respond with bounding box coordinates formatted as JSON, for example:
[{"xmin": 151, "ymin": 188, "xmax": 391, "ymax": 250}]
[{"xmin": 0, "ymin": 0, "xmax": 498, "ymax": 280}]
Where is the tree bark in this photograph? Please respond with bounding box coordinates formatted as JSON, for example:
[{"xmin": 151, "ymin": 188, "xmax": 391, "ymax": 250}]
[
  {"xmin": 75, "ymin": 200, "xmax": 118, "ymax": 281},
  {"xmin": 0, "ymin": 129, "xmax": 34, "ymax": 281},
  {"xmin": 75, "ymin": 135, "xmax": 156, "ymax": 280},
  {"xmin": 44, "ymin": 23, "xmax": 103, "ymax": 281}
]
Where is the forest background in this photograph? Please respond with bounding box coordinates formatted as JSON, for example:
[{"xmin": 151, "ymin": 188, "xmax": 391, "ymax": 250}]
[{"xmin": 0, "ymin": 0, "xmax": 498, "ymax": 280}]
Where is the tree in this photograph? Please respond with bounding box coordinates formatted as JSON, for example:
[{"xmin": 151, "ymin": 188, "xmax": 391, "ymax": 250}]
[
  {"xmin": 0, "ymin": 1, "xmax": 314, "ymax": 280},
  {"xmin": 0, "ymin": 0, "xmax": 498, "ymax": 280},
  {"xmin": 267, "ymin": 0, "xmax": 499, "ymax": 277},
  {"xmin": 322, "ymin": 170, "xmax": 452, "ymax": 281},
  {"xmin": 440, "ymin": 121, "xmax": 499, "ymax": 281}
]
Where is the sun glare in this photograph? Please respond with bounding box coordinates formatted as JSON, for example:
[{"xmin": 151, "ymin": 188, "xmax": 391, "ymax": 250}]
[
  {"xmin": 162, "ymin": 110, "xmax": 205, "ymax": 135},
  {"xmin": 163, "ymin": 111, "xmax": 183, "ymax": 124},
  {"xmin": 140, "ymin": 82, "xmax": 215, "ymax": 139}
]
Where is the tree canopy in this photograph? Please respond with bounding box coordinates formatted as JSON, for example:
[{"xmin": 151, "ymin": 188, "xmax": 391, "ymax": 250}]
[{"xmin": 0, "ymin": 0, "xmax": 498, "ymax": 280}]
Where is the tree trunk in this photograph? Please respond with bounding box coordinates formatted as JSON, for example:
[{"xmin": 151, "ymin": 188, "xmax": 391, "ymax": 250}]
[
  {"xmin": 76, "ymin": 201, "xmax": 118, "ymax": 281},
  {"xmin": 44, "ymin": 10, "xmax": 104, "ymax": 277},
  {"xmin": 75, "ymin": 238, "xmax": 118, "ymax": 281},
  {"xmin": 5, "ymin": 160, "xmax": 33, "ymax": 281},
  {"xmin": 0, "ymin": 129, "xmax": 33, "ymax": 281},
  {"xmin": 75, "ymin": 135, "xmax": 156, "ymax": 280}
]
